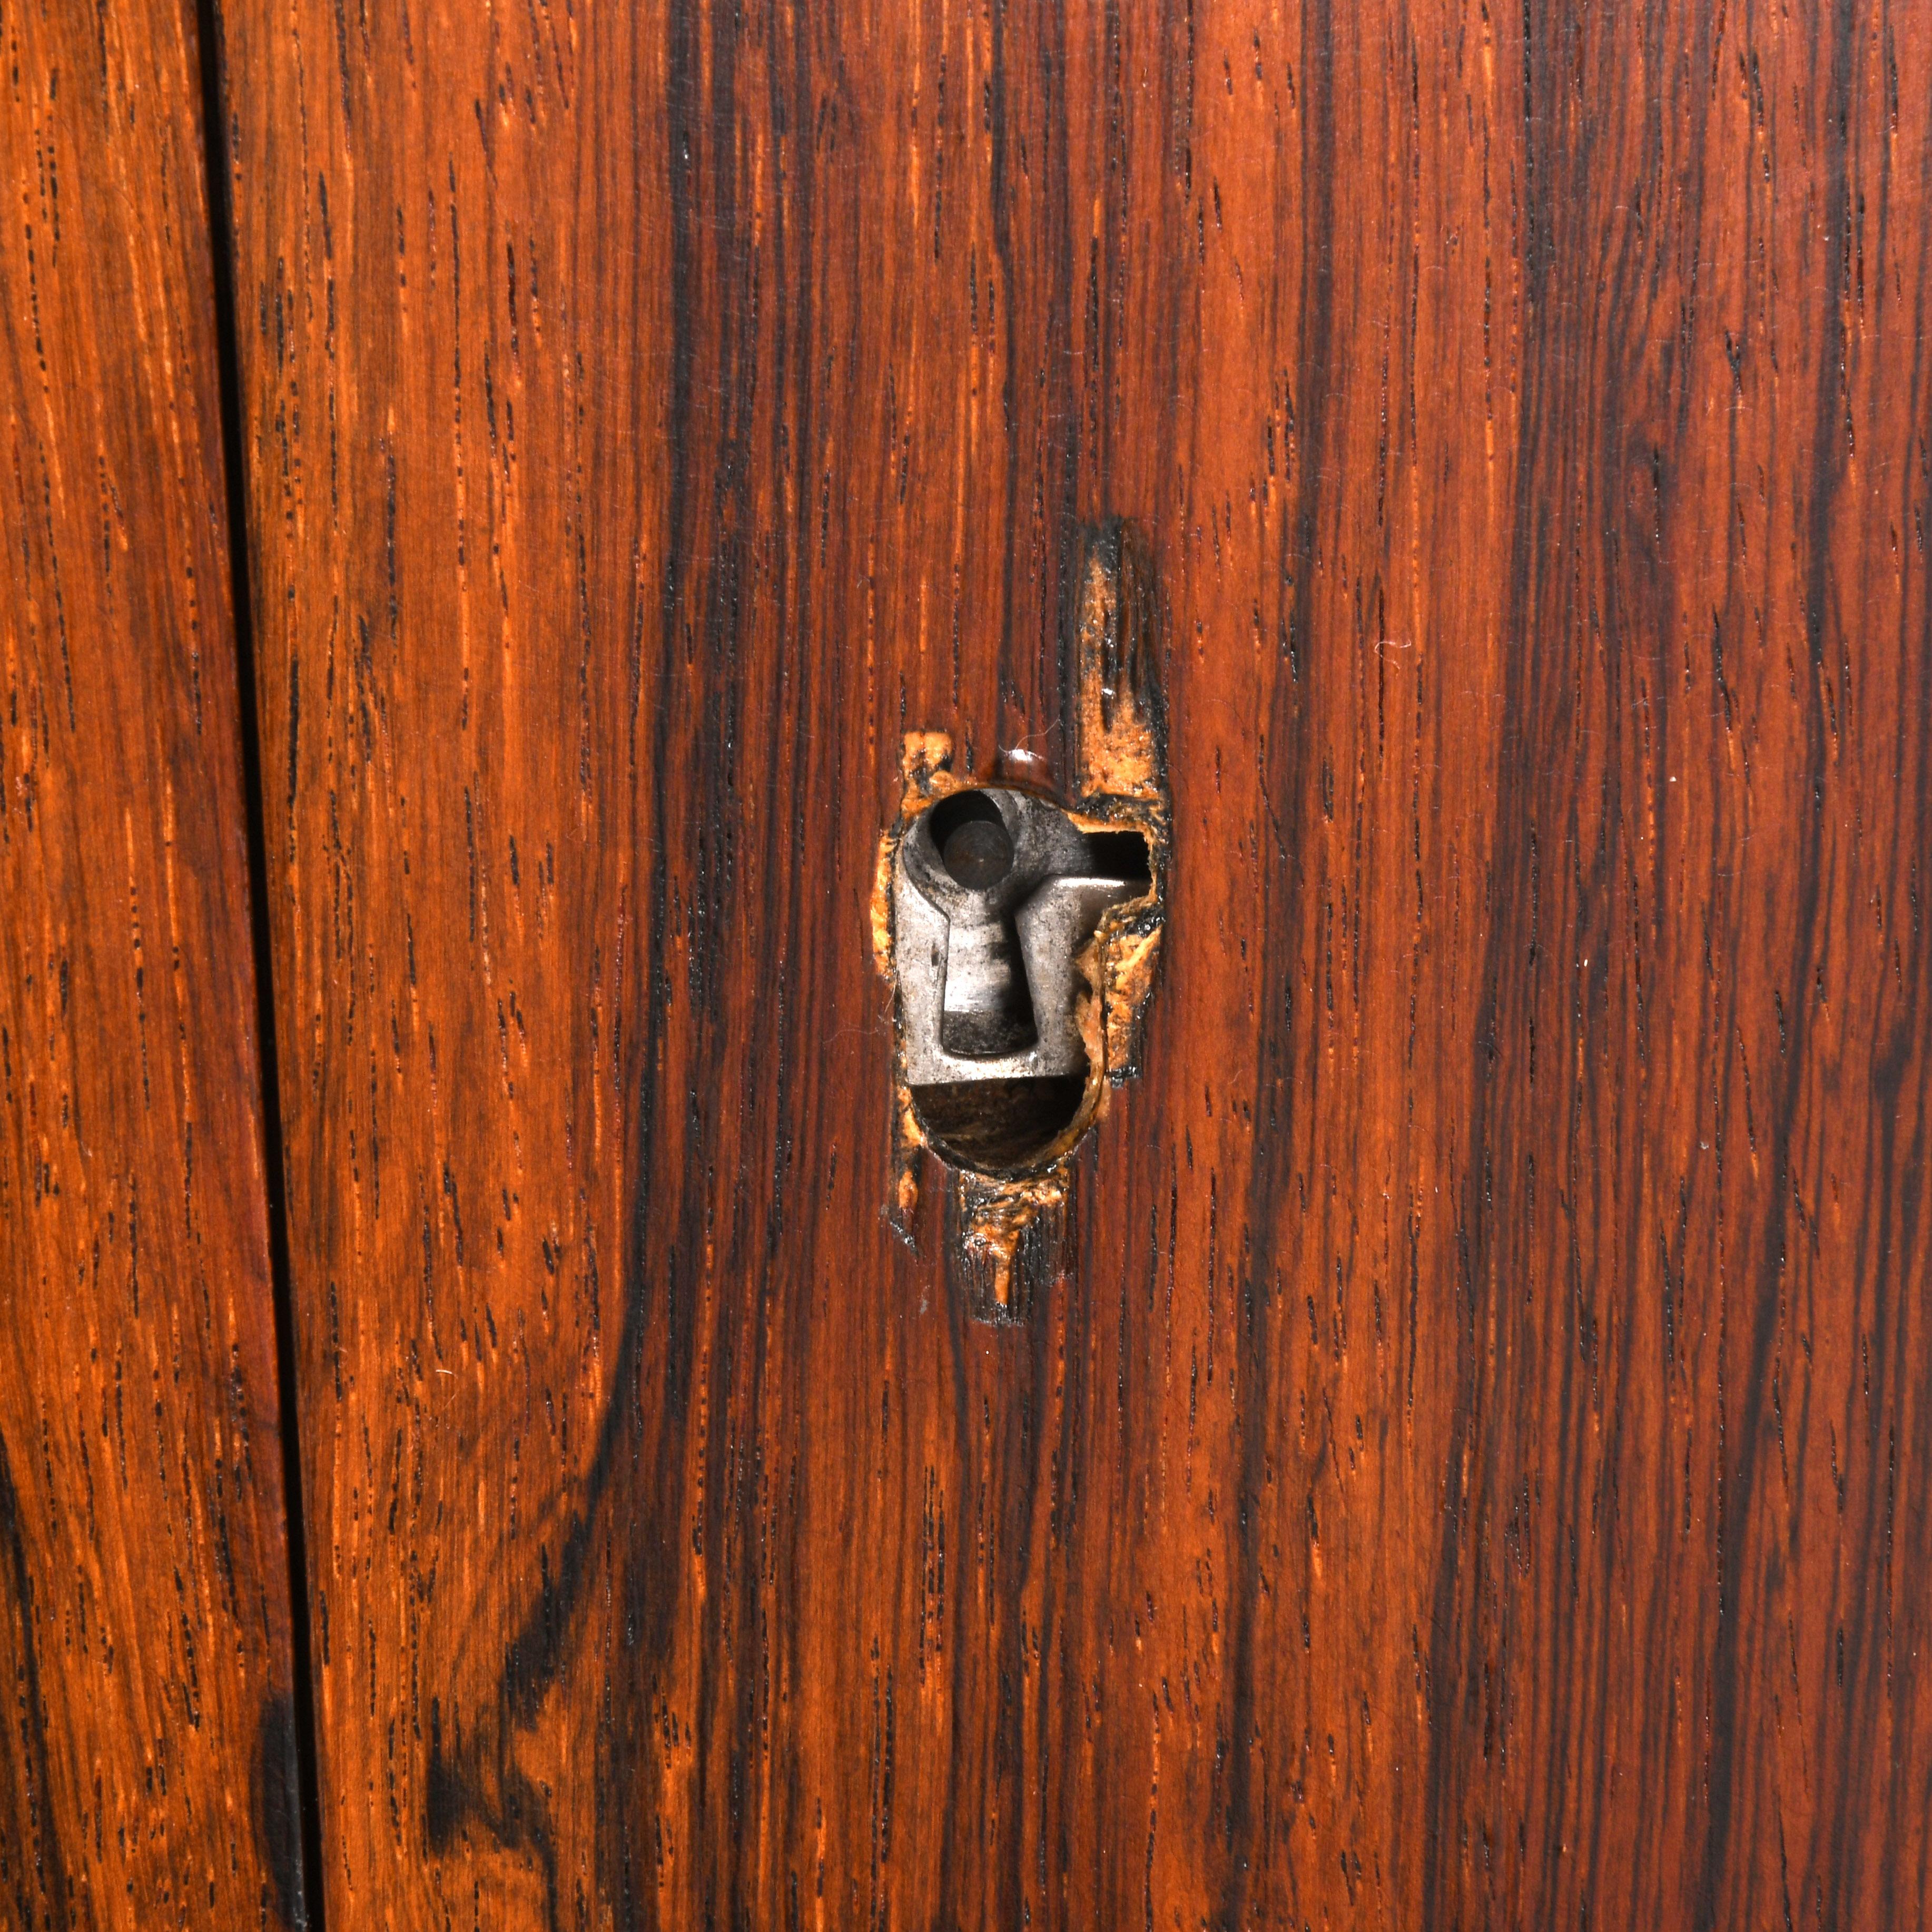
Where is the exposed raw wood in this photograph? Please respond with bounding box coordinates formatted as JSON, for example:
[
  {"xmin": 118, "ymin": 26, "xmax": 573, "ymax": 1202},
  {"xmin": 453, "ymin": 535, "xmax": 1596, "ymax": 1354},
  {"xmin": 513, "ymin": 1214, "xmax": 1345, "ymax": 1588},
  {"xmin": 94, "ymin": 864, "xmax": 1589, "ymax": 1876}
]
[
  {"xmin": 0, "ymin": 2, "xmax": 307, "ymax": 1923},
  {"xmin": 222, "ymin": 0, "xmax": 1932, "ymax": 1925}
]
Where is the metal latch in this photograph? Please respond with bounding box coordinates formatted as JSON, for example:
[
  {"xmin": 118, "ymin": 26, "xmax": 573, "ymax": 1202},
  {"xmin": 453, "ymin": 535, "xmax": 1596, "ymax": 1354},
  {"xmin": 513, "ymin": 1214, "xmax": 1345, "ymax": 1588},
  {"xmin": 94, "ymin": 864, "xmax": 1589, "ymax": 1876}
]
[{"xmin": 893, "ymin": 786, "xmax": 1149, "ymax": 1170}]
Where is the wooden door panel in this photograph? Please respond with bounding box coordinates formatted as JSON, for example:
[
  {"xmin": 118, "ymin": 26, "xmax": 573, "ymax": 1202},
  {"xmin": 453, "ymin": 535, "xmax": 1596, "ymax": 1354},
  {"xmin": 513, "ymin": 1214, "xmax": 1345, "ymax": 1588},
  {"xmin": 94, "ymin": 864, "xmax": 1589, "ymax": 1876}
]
[
  {"xmin": 0, "ymin": 3, "xmax": 309, "ymax": 1923},
  {"xmin": 221, "ymin": 0, "xmax": 1932, "ymax": 1925}
]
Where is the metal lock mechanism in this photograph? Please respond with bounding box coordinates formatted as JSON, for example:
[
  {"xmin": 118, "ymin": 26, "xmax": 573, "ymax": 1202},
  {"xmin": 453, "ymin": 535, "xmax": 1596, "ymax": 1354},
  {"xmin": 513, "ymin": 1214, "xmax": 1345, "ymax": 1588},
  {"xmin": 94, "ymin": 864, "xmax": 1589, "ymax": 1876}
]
[{"xmin": 894, "ymin": 785, "xmax": 1150, "ymax": 1171}]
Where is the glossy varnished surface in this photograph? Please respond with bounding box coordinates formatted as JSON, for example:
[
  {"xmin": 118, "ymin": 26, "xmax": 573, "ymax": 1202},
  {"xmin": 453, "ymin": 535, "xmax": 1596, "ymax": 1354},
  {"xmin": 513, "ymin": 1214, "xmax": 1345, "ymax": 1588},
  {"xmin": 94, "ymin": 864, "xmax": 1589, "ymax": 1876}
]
[
  {"xmin": 0, "ymin": 1, "xmax": 306, "ymax": 1923},
  {"xmin": 223, "ymin": 0, "xmax": 1932, "ymax": 1924}
]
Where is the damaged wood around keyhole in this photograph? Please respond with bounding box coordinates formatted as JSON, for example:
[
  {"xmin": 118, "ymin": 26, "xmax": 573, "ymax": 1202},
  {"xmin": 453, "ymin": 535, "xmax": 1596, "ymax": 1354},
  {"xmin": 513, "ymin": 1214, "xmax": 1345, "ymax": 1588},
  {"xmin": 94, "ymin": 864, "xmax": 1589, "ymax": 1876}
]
[{"xmin": 872, "ymin": 521, "xmax": 1169, "ymax": 1317}]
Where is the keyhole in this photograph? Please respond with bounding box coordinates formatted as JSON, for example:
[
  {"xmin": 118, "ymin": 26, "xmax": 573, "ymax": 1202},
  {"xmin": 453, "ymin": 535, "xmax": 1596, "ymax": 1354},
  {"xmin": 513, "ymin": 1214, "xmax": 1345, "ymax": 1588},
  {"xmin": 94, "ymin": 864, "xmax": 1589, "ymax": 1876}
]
[{"xmin": 893, "ymin": 785, "xmax": 1152, "ymax": 1171}]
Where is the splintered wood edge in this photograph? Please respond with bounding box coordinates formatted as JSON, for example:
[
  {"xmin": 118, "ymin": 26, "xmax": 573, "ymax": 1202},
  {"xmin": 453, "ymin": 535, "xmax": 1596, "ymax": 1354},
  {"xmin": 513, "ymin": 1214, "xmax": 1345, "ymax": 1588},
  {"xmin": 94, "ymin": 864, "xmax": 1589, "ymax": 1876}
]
[
  {"xmin": 955, "ymin": 1168, "xmax": 1069, "ymax": 1319},
  {"xmin": 1071, "ymin": 520, "xmax": 1167, "ymax": 810},
  {"xmin": 872, "ymin": 730, "xmax": 959, "ymax": 1243},
  {"xmin": 872, "ymin": 523, "xmax": 1169, "ymax": 1313}
]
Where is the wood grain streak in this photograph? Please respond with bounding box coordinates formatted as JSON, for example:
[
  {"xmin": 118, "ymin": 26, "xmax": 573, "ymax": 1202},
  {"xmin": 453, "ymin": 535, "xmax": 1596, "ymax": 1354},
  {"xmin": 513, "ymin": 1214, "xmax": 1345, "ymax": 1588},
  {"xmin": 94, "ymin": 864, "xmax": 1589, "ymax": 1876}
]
[
  {"xmin": 0, "ymin": 1, "xmax": 307, "ymax": 1923},
  {"xmin": 224, "ymin": 0, "xmax": 1932, "ymax": 1924}
]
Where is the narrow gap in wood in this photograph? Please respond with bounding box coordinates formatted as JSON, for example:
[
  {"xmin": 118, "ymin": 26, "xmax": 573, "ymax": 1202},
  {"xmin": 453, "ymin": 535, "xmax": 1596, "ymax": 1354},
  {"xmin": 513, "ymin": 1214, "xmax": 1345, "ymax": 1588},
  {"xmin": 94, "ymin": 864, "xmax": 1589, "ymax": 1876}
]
[{"xmin": 192, "ymin": 3, "xmax": 326, "ymax": 1923}]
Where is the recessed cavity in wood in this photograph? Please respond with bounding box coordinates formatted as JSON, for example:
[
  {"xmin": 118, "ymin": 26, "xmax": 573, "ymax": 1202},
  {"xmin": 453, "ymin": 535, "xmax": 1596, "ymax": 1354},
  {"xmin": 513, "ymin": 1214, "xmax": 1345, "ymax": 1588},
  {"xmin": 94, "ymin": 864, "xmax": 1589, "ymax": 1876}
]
[{"xmin": 872, "ymin": 521, "xmax": 1169, "ymax": 1318}]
